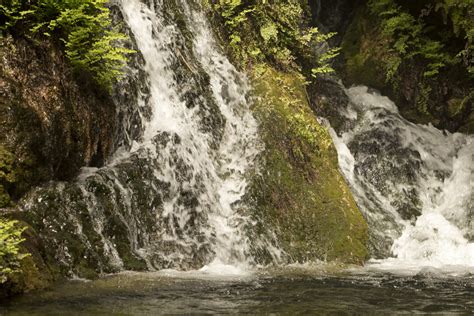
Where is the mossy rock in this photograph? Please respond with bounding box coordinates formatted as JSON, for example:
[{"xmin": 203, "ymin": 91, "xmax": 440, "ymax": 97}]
[
  {"xmin": 0, "ymin": 146, "xmax": 16, "ymax": 208},
  {"xmin": 247, "ymin": 64, "xmax": 369, "ymax": 265},
  {"xmin": 459, "ymin": 112, "xmax": 474, "ymax": 134}
]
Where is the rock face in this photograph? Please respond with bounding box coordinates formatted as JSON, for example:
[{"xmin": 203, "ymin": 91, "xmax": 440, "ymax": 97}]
[
  {"xmin": 0, "ymin": 36, "xmax": 116, "ymax": 296},
  {"xmin": 309, "ymin": 0, "xmax": 362, "ymax": 44},
  {"xmin": 0, "ymin": 36, "xmax": 116, "ymax": 208},
  {"xmin": 246, "ymin": 65, "xmax": 369, "ymax": 264}
]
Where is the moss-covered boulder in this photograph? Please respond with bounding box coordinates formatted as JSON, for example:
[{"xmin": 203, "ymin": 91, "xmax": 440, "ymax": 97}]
[
  {"xmin": 0, "ymin": 147, "xmax": 17, "ymax": 208},
  {"xmin": 246, "ymin": 64, "xmax": 368, "ymax": 264}
]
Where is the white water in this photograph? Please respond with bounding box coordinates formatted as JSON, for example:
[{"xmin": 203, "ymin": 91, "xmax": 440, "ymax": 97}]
[
  {"xmin": 330, "ymin": 86, "xmax": 474, "ymax": 273},
  {"xmin": 117, "ymin": 0, "xmax": 262, "ymax": 271}
]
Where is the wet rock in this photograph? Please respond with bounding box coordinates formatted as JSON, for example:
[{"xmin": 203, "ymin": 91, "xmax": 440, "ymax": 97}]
[
  {"xmin": 246, "ymin": 65, "xmax": 369, "ymax": 265},
  {"xmin": 0, "ymin": 36, "xmax": 116, "ymax": 204},
  {"xmin": 348, "ymin": 129, "xmax": 423, "ymax": 221}
]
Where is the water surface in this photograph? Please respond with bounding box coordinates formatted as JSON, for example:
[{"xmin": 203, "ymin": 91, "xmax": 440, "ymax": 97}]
[{"xmin": 2, "ymin": 267, "xmax": 473, "ymax": 315}]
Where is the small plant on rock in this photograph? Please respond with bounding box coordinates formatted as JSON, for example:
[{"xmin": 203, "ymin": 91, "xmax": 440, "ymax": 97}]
[{"xmin": 0, "ymin": 219, "xmax": 28, "ymax": 284}]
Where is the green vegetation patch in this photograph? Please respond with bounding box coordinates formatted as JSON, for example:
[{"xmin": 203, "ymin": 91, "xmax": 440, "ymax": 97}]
[
  {"xmin": 0, "ymin": 146, "xmax": 17, "ymax": 208},
  {"xmin": 368, "ymin": 0, "xmax": 473, "ymax": 81},
  {"xmin": 0, "ymin": 218, "xmax": 29, "ymax": 284},
  {"xmin": 208, "ymin": 0, "xmax": 339, "ymax": 76},
  {"xmin": 341, "ymin": 1, "xmax": 473, "ymax": 130},
  {"xmin": 1, "ymin": 0, "xmax": 134, "ymax": 90},
  {"xmin": 340, "ymin": 6, "xmax": 390, "ymax": 91},
  {"xmin": 248, "ymin": 64, "xmax": 369, "ymax": 264}
]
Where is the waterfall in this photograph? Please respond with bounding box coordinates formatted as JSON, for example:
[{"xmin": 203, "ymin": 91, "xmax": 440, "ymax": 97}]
[
  {"xmin": 15, "ymin": 0, "xmax": 472, "ymax": 277},
  {"xmin": 118, "ymin": 0, "xmax": 262, "ymax": 270},
  {"xmin": 328, "ymin": 85, "xmax": 474, "ymax": 271},
  {"xmin": 17, "ymin": 0, "xmax": 266, "ymax": 275}
]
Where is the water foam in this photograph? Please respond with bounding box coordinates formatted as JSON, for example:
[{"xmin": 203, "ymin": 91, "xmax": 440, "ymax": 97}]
[
  {"xmin": 329, "ymin": 86, "xmax": 474, "ymax": 273},
  {"xmin": 117, "ymin": 0, "xmax": 262, "ymax": 271}
]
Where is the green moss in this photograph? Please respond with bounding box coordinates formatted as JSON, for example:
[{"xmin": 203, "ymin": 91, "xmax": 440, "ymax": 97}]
[
  {"xmin": 447, "ymin": 98, "xmax": 464, "ymax": 118},
  {"xmin": 459, "ymin": 112, "xmax": 474, "ymax": 133},
  {"xmin": 3, "ymin": 250, "xmax": 50, "ymax": 296},
  {"xmin": 448, "ymin": 93, "xmax": 473, "ymax": 118},
  {"xmin": 248, "ymin": 64, "xmax": 369, "ymax": 264}
]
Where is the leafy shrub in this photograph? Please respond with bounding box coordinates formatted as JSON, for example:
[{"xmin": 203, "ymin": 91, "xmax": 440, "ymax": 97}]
[
  {"xmin": 0, "ymin": 0, "xmax": 27, "ymax": 30},
  {"xmin": 368, "ymin": 0, "xmax": 473, "ymax": 81},
  {"xmin": 210, "ymin": 0, "xmax": 339, "ymax": 77},
  {"xmin": 0, "ymin": 219, "xmax": 28, "ymax": 284},
  {"xmin": 435, "ymin": 0, "xmax": 474, "ymax": 74},
  {"xmin": 1, "ymin": 0, "xmax": 134, "ymax": 90}
]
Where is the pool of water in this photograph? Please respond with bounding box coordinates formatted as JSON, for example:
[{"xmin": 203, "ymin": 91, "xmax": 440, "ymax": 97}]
[{"xmin": 2, "ymin": 265, "xmax": 473, "ymax": 315}]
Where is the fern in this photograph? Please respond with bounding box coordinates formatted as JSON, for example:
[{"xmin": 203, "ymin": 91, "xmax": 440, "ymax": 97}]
[
  {"xmin": 369, "ymin": 0, "xmax": 473, "ymax": 80},
  {"xmin": 211, "ymin": 0, "xmax": 338, "ymax": 73},
  {"xmin": 0, "ymin": 219, "xmax": 28, "ymax": 284},
  {"xmin": 1, "ymin": 0, "xmax": 134, "ymax": 90}
]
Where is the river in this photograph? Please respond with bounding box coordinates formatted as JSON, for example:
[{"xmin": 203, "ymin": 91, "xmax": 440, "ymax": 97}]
[{"xmin": 2, "ymin": 266, "xmax": 473, "ymax": 314}]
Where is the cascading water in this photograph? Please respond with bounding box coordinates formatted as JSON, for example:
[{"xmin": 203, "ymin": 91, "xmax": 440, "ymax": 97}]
[
  {"xmin": 12, "ymin": 0, "xmax": 471, "ymax": 279},
  {"xmin": 5, "ymin": 2, "xmax": 474, "ymax": 313},
  {"xmin": 118, "ymin": 0, "xmax": 262, "ymax": 271},
  {"xmin": 327, "ymin": 85, "xmax": 474, "ymax": 272},
  {"xmin": 17, "ymin": 0, "xmax": 269, "ymax": 276}
]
